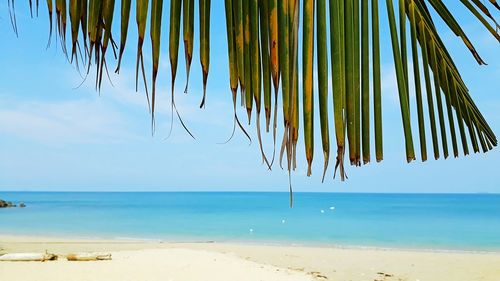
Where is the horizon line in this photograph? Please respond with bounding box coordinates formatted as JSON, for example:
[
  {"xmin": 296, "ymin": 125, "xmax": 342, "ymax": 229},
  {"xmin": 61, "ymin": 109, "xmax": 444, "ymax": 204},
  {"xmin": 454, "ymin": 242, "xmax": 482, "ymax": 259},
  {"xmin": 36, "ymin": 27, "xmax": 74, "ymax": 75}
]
[{"xmin": 1, "ymin": 190, "xmax": 499, "ymax": 195}]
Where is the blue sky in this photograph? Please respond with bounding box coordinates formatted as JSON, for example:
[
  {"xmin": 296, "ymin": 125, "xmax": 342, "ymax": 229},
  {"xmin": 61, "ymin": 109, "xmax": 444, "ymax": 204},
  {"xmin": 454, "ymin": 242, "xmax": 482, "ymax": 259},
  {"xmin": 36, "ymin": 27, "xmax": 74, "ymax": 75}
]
[{"xmin": 0, "ymin": 2, "xmax": 499, "ymax": 193}]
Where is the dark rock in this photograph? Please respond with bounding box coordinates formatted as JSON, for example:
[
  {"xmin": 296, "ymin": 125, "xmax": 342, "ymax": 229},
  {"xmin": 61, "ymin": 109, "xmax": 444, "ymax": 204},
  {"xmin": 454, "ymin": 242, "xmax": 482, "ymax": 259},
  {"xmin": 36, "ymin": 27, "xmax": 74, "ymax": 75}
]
[{"xmin": 0, "ymin": 199, "xmax": 20, "ymax": 208}]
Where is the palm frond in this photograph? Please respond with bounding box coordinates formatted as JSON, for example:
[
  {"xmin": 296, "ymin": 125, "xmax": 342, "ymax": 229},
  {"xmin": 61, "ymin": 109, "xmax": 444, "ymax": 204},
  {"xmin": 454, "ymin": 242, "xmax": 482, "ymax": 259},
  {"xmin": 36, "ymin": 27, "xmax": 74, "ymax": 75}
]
[
  {"xmin": 5, "ymin": 0, "xmax": 499, "ymax": 184},
  {"xmin": 182, "ymin": 0, "xmax": 194, "ymax": 93},
  {"xmin": 115, "ymin": 0, "xmax": 131, "ymax": 73}
]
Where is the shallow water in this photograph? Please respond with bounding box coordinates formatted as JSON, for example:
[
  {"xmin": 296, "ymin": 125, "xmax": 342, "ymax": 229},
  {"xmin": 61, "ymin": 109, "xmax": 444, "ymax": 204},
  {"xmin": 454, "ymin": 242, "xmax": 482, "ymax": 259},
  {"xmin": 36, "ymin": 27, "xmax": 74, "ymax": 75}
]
[{"xmin": 1, "ymin": 192, "xmax": 499, "ymax": 251}]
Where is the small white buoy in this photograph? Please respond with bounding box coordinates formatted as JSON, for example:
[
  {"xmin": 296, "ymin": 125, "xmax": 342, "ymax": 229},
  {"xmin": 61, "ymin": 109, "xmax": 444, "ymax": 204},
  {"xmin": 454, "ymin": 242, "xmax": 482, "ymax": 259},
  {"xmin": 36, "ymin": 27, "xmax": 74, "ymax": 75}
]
[
  {"xmin": 249, "ymin": 228, "xmax": 254, "ymax": 233},
  {"xmin": 281, "ymin": 219, "xmax": 286, "ymax": 224},
  {"xmin": 320, "ymin": 210, "xmax": 325, "ymax": 213},
  {"xmin": 329, "ymin": 206, "xmax": 335, "ymax": 210}
]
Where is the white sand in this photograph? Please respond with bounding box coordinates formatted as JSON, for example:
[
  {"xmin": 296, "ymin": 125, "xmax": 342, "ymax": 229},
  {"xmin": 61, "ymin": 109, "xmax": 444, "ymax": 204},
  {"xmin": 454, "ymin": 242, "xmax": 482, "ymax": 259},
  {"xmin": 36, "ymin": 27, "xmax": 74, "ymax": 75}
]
[
  {"xmin": 0, "ymin": 248, "xmax": 311, "ymax": 281},
  {"xmin": 1, "ymin": 235, "xmax": 500, "ymax": 281}
]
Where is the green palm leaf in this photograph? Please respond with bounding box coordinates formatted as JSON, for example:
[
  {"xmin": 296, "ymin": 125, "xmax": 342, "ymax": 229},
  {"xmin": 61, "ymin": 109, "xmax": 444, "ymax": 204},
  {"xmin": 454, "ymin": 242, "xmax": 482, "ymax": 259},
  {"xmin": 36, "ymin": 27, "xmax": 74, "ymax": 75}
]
[{"xmin": 6, "ymin": 0, "xmax": 500, "ymax": 185}]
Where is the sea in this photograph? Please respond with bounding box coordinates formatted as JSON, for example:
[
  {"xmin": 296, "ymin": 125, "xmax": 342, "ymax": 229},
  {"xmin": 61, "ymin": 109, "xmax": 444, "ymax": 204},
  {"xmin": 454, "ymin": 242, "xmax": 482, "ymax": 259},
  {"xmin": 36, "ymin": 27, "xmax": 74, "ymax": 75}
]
[{"xmin": 1, "ymin": 192, "xmax": 499, "ymax": 252}]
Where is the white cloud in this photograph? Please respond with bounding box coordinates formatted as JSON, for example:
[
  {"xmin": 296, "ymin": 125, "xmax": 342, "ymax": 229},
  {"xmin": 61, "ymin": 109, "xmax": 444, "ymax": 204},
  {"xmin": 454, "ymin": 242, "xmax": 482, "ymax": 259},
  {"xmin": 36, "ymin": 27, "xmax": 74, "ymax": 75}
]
[
  {"xmin": 0, "ymin": 61, "xmax": 240, "ymax": 145},
  {"xmin": 75, "ymin": 64, "xmax": 236, "ymax": 127},
  {"xmin": 0, "ymin": 98, "xmax": 137, "ymax": 144}
]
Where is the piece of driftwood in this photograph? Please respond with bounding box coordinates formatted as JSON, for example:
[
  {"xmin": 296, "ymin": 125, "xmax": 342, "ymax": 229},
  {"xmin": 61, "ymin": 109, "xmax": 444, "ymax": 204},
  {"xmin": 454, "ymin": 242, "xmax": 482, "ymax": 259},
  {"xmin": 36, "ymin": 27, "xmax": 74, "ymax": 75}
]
[
  {"xmin": 66, "ymin": 253, "xmax": 112, "ymax": 261},
  {"xmin": 0, "ymin": 253, "xmax": 57, "ymax": 262}
]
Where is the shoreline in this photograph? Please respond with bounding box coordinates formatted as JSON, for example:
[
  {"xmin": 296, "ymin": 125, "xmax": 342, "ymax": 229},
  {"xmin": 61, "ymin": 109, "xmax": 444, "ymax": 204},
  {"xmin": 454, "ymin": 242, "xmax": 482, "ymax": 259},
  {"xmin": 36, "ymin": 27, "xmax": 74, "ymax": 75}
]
[
  {"xmin": 2, "ymin": 234, "xmax": 500, "ymax": 281},
  {"xmin": 1, "ymin": 232, "xmax": 499, "ymax": 255}
]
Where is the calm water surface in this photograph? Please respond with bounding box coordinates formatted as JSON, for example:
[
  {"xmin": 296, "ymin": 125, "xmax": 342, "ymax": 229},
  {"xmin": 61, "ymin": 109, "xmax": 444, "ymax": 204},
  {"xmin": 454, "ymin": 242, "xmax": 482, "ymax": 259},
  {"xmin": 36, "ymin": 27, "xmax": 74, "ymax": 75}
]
[{"xmin": 1, "ymin": 192, "xmax": 499, "ymax": 251}]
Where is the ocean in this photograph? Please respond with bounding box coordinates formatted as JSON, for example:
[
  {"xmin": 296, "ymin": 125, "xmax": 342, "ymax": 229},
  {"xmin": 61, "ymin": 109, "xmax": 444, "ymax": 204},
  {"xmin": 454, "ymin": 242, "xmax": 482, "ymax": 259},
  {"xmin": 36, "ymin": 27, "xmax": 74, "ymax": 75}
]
[{"xmin": 1, "ymin": 192, "xmax": 499, "ymax": 251}]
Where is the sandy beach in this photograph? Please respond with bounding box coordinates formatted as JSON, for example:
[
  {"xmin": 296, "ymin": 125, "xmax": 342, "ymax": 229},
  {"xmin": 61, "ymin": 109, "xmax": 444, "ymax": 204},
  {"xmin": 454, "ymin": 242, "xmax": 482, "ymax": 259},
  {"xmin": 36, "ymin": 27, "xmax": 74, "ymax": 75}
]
[{"xmin": 1, "ymin": 235, "xmax": 499, "ymax": 281}]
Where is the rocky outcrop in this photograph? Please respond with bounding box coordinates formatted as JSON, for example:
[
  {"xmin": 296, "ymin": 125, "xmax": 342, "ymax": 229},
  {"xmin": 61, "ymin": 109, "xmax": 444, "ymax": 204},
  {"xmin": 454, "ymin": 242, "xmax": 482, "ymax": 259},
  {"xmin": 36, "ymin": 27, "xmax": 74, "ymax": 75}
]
[{"xmin": 0, "ymin": 199, "xmax": 24, "ymax": 208}]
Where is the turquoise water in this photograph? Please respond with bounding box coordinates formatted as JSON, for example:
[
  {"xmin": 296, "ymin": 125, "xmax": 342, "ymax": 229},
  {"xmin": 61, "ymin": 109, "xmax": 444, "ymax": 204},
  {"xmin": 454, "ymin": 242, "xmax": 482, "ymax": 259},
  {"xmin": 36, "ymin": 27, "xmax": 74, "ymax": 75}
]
[{"xmin": 1, "ymin": 192, "xmax": 500, "ymax": 251}]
